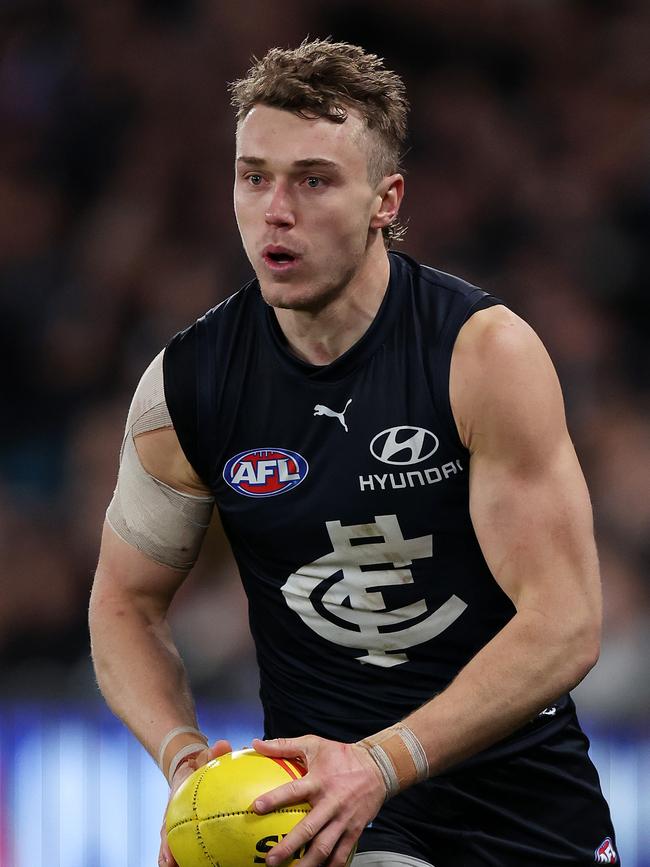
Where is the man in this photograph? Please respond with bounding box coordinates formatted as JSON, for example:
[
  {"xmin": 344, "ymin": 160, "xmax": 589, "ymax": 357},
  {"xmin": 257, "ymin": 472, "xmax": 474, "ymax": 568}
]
[{"xmin": 89, "ymin": 40, "xmax": 618, "ymax": 867}]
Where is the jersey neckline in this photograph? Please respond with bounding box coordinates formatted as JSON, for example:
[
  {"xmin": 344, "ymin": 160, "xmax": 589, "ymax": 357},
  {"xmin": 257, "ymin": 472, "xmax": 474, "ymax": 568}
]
[{"xmin": 258, "ymin": 251, "xmax": 409, "ymax": 384}]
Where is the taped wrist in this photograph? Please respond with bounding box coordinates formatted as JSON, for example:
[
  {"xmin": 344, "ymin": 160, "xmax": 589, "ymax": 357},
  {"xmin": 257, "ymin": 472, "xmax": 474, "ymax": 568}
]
[
  {"xmin": 167, "ymin": 744, "xmax": 206, "ymax": 785},
  {"xmin": 358, "ymin": 723, "xmax": 429, "ymax": 799},
  {"xmin": 158, "ymin": 725, "xmax": 209, "ymax": 784}
]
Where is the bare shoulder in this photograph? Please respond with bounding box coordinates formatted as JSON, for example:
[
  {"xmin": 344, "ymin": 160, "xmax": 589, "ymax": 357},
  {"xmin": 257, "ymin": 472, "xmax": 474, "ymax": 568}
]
[
  {"xmin": 124, "ymin": 349, "xmax": 210, "ymax": 496},
  {"xmin": 135, "ymin": 428, "xmax": 209, "ymax": 496},
  {"xmin": 452, "ymin": 304, "xmax": 552, "ymax": 384},
  {"xmin": 450, "ymin": 304, "xmax": 567, "ymax": 460}
]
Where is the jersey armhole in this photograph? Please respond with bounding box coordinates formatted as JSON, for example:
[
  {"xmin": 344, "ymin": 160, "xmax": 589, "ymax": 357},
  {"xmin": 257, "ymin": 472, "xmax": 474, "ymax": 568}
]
[
  {"xmin": 163, "ymin": 324, "xmax": 210, "ymax": 487},
  {"xmin": 432, "ymin": 292, "xmax": 504, "ymax": 452}
]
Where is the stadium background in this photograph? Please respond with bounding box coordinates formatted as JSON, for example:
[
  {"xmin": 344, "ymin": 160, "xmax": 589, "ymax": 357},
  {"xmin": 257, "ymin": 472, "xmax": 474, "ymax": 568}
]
[{"xmin": 0, "ymin": 0, "xmax": 648, "ymax": 864}]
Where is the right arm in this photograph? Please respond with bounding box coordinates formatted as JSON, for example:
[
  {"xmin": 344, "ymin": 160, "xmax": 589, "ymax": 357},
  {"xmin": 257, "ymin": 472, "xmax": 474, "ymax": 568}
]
[
  {"xmin": 89, "ymin": 367, "xmax": 214, "ymax": 767},
  {"xmin": 90, "ymin": 504, "xmax": 200, "ymax": 770},
  {"xmin": 89, "ymin": 359, "xmax": 229, "ymax": 863}
]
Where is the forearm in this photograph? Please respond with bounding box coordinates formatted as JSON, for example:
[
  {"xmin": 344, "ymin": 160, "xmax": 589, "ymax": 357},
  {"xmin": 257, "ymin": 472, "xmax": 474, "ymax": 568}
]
[
  {"xmin": 89, "ymin": 570, "xmax": 199, "ymax": 764},
  {"xmin": 404, "ymin": 607, "xmax": 599, "ymax": 775}
]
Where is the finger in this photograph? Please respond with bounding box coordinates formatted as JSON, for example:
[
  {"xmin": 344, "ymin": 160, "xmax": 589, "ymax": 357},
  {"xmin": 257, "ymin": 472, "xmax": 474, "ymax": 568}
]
[
  {"xmin": 254, "ymin": 776, "xmax": 314, "ymax": 813},
  {"xmin": 170, "ymin": 739, "xmax": 233, "ymax": 790},
  {"xmin": 265, "ymin": 809, "xmax": 334, "ymax": 867},
  {"xmin": 252, "ymin": 735, "xmax": 309, "ymax": 760},
  {"xmin": 325, "ymin": 829, "xmax": 361, "ymax": 867},
  {"xmin": 158, "ymin": 848, "xmax": 177, "ymax": 867},
  {"xmin": 205, "ymin": 739, "xmax": 232, "ymax": 762},
  {"xmin": 163, "ymin": 843, "xmax": 178, "ymax": 867},
  {"xmin": 159, "ymin": 824, "xmax": 178, "ymax": 867}
]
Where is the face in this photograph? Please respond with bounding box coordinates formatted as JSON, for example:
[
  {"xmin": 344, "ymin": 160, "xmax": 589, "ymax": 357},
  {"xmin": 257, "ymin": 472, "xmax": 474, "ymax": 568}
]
[{"xmin": 234, "ymin": 104, "xmax": 396, "ymax": 313}]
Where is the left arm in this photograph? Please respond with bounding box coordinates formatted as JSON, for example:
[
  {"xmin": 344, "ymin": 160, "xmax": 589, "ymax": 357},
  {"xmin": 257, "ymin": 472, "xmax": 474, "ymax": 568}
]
[
  {"xmin": 400, "ymin": 305, "xmax": 602, "ymax": 766},
  {"xmin": 254, "ymin": 306, "xmax": 602, "ymax": 867}
]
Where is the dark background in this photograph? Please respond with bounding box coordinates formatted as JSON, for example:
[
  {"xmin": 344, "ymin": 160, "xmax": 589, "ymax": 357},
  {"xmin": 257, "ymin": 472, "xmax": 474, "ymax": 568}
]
[{"xmin": 1, "ymin": 0, "xmax": 649, "ymax": 728}]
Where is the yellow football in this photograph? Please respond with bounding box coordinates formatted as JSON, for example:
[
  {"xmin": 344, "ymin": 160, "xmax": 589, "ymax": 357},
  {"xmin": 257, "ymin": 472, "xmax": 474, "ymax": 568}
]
[{"xmin": 166, "ymin": 749, "xmax": 311, "ymax": 867}]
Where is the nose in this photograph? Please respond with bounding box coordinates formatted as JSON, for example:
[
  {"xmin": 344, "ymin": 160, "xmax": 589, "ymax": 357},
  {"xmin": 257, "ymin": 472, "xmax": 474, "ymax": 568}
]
[{"xmin": 265, "ymin": 183, "xmax": 295, "ymax": 229}]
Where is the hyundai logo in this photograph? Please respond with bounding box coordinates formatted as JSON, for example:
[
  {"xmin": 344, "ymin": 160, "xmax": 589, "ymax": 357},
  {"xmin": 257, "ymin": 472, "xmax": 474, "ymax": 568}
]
[{"xmin": 370, "ymin": 426, "xmax": 439, "ymax": 466}]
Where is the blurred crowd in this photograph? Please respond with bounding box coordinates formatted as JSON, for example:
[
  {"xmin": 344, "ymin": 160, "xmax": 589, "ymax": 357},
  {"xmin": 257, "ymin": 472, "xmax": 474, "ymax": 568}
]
[{"xmin": 1, "ymin": 0, "xmax": 649, "ymax": 723}]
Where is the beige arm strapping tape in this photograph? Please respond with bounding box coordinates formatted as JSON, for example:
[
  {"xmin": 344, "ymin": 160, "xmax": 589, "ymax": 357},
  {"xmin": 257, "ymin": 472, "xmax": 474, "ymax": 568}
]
[
  {"xmin": 106, "ymin": 351, "xmax": 214, "ymax": 571},
  {"xmin": 359, "ymin": 723, "xmax": 429, "ymax": 799}
]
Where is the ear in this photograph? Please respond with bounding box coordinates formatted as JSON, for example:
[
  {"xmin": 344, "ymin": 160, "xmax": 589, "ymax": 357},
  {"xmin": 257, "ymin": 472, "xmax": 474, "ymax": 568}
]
[{"xmin": 370, "ymin": 174, "xmax": 404, "ymax": 231}]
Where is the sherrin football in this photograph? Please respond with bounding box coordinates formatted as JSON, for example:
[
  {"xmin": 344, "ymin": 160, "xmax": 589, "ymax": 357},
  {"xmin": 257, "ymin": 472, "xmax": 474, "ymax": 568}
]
[{"xmin": 166, "ymin": 749, "xmax": 312, "ymax": 867}]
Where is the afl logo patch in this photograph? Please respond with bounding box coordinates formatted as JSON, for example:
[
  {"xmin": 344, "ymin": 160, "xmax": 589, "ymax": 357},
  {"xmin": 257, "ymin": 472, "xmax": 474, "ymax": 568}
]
[
  {"xmin": 223, "ymin": 448, "xmax": 308, "ymax": 498},
  {"xmin": 370, "ymin": 426, "xmax": 439, "ymax": 466}
]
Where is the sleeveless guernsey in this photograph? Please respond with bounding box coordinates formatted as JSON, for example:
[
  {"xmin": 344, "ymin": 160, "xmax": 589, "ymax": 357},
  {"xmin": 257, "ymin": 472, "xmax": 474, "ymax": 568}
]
[{"xmin": 164, "ymin": 251, "xmax": 574, "ymax": 764}]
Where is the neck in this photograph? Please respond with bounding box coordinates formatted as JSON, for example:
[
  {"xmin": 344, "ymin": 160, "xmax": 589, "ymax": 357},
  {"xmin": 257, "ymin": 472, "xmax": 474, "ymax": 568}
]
[{"xmin": 274, "ymin": 246, "xmax": 391, "ymax": 366}]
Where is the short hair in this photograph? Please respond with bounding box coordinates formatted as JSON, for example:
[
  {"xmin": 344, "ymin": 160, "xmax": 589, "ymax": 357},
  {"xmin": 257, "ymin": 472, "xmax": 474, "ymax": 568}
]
[{"xmin": 229, "ymin": 39, "xmax": 409, "ymax": 244}]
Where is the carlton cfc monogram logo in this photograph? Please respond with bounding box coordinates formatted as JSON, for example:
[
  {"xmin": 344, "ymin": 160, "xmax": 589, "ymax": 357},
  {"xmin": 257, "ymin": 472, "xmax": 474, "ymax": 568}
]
[
  {"xmin": 224, "ymin": 448, "xmax": 309, "ymax": 498},
  {"xmin": 282, "ymin": 514, "xmax": 468, "ymax": 667}
]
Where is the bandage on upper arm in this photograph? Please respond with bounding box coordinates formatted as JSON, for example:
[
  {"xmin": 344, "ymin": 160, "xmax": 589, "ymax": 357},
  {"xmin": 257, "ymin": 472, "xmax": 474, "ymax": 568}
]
[{"xmin": 106, "ymin": 351, "xmax": 214, "ymax": 570}]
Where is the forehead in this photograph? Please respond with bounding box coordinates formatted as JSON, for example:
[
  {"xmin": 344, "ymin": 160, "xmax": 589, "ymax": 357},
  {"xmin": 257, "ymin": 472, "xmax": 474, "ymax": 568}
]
[{"xmin": 235, "ymin": 104, "xmax": 368, "ymax": 171}]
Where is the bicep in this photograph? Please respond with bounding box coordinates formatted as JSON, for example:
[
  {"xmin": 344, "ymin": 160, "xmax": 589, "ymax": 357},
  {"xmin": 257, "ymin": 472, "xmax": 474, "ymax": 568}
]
[
  {"xmin": 453, "ymin": 307, "xmax": 600, "ymax": 615},
  {"xmin": 91, "ymin": 520, "xmax": 190, "ymax": 624},
  {"xmin": 469, "ymin": 437, "xmax": 599, "ymax": 615}
]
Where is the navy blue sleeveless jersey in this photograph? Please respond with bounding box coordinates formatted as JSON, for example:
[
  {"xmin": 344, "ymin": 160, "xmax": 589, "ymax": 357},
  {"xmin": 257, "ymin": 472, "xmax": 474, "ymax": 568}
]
[{"xmin": 164, "ymin": 251, "xmax": 574, "ymax": 764}]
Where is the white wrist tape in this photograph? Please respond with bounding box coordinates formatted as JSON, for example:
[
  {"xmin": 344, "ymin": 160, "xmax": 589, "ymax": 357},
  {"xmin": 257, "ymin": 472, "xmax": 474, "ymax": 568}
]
[
  {"xmin": 359, "ymin": 723, "xmax": 429, "ymax": 799},
  {"xmin": 158, "ymin": 725, "xmax": 208, "ymax": 782},
  {"xmin": 157, "ymin": 725, "xmax": 208, "ymax": 769},
  {"xmin": 167, "ymin": 742, "xmax": 208, "ymax": 785},
  {"xmin": 364, "ymin": 742, "xmax": 397, "ymax": 797}
]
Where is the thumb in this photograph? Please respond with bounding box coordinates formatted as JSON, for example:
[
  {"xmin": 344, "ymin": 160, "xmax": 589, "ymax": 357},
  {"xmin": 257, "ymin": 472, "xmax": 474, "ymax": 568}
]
[
  {"xmin": 161, "ymin": 831, "xmax": 178, "ymax": 867},
  {"xmin": 205, "ymin": 739, "xmax": 233, "ymax": 762},
  {"xmin": 177, "ymin": 739, "xmax": 232, "ymax": 781}
]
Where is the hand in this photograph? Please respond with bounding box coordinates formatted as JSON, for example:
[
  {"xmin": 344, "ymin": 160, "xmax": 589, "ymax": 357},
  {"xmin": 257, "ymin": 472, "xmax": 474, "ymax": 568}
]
[
  {"xmin": 158, "ymin": 739, "xmax": 232, "ymax": 866},
  {"xmin": 251, "ymin": 735, "xmax": 386, "ymax": 867}
]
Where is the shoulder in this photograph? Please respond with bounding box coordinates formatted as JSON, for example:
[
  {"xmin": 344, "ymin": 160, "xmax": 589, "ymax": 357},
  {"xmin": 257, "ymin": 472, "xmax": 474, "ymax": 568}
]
[
  {"xmin": 119, "ymin": 349, "xmax": 209, "ymax": 495},
  {"xmin": 454, "ymin": 304, "xmax": 551, "ymax": 375},
  {"xmin": 161, "ymin": 281, "xmax": 259, "ymax": 487},
  {"xmin": 450, "ymin": 305, "xmax": 566, "ymax": 458},
  {"xmin": 165, "ymin": 284, "xmax": 256, "ymax": 355},
  {"xmin": 164, "ymin": 283, "xmax": 257, "ymax": 387},
  {"xmin": 392, "ymin": 253, "xmax": 501, "ymax": 337},
  {"xmin": 393, "ymin": 251, "xmax": 486, "ymax": 300}
]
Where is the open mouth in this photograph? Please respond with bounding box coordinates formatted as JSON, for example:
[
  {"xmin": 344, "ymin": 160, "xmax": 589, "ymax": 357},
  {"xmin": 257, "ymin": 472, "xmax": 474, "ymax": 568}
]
[{"xmin": 262, "ymin": 246, "xmax": 299, "ymax": 269}]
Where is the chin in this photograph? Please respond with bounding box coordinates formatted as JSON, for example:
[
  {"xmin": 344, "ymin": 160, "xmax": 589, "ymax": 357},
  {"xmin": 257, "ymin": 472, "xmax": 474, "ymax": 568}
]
[
  {"xmin": 258, "ymin": 279, "xmax": 333, "ymax": 314},
  {"xmin": 261, "ymin": 290, "xmax": 319, "ymax": 313}
]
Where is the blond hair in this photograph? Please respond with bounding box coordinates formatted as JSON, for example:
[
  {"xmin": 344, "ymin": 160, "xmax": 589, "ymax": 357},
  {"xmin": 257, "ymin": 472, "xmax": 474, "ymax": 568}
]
[{"xmin": 230, "ymin": 39, "xmax": 409, "ymax": 244}]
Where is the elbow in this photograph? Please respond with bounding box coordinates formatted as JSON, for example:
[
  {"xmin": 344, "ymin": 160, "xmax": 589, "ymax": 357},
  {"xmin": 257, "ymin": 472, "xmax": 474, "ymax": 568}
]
[
  {"xmin": 88, "ymin": 598, "xmax": 109, "ymax": 686},
  {"xmin": 565, "ymin": 617, "xmax": 601, "ymax": 688},
  {"xmin": 88, "ymin": 586, "xmax": 109, "ymax": 664},
  {"xmin": 581, "ymin": 626, "xmax": 601, "ymax": 676}
]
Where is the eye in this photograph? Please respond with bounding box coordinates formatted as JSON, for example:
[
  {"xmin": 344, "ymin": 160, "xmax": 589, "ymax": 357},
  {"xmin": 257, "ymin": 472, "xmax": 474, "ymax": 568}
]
[
  {"xmin": 305, "ymin": 176, "xmax": 323, "ymax": 188},
  {"xmin": 247, "ymin": 174, "xmax": 263, "ymax": 186}
]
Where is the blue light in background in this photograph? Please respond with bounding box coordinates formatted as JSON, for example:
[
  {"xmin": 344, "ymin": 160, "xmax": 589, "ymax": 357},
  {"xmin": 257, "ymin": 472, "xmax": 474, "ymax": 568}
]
[
  {"xmin": 1, "ymin": 704, "xmax": 263, "ymax": 867},
  {"xmin": 0, "ymin": 706, "xmax": 647, "ymax": 867}
]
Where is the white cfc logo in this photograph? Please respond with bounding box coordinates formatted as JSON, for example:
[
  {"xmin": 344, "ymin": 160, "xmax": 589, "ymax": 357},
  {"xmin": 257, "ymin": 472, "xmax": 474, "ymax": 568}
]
[{"xmin": 281, "ymin": 514, "xmax": 468, "ymax": 667}]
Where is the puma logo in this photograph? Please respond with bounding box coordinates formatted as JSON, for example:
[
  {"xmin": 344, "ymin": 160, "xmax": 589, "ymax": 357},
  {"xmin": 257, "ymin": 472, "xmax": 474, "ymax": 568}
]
[{"xmin": 313, "ymin": 398, "xmax": 352, "ymax": 432}]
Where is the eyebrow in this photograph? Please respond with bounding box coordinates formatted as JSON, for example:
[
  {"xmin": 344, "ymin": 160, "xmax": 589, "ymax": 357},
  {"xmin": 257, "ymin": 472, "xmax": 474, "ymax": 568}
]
[{"xmin": 236, "ymin": 156, "xmax": 342, "ymax": 171}]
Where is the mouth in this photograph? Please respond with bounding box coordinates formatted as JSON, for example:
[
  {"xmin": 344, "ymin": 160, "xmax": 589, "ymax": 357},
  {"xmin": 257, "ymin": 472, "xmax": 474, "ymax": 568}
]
[{"xmin": 262, "ymin": 245, "xmax": 301, "ymax": 272}]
